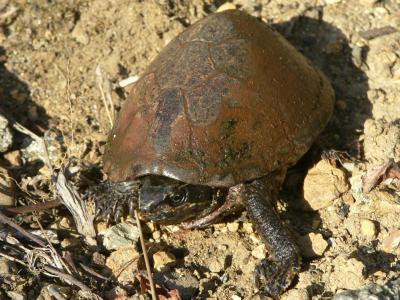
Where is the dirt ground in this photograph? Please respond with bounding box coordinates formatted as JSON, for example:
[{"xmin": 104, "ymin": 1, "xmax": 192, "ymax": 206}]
[{"xmin": 0, "ymin": 0, "xmax": 400, "ymax": 299}]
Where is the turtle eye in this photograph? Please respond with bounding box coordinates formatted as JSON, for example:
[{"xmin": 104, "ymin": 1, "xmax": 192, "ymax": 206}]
[{"xmin": 165, "ymin": 190, "xmax": 187, "ymax": 206}]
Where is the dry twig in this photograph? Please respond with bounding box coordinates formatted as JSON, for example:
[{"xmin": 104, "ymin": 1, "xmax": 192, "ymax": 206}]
[
  {"xmin": 44, "ymin": 265, "xmax": 91, "ymax": 292},
  {"xmin": 0, "ymin": 210, "xmax": 46, "ymax": 247},
  {"xmin": 47, "ymin": 285, "xmax": 68, "ymax": 300},
  {"xmin": 95, "ymin": 65, "xmax": 115, "ymax": 128},
  {"xmin": 134, "ymin": 210, "xmax": 157, "ymax": 300},
  {"xmin": 56, "ymin": 170, "xmax": 96, "ymax": 240}
]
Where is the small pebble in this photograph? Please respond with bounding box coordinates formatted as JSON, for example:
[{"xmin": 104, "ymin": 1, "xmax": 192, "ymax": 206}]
[
  {"xmin": 165, "ymin": 225, "xmax": 180, "ymax": 233},
  {"xmin": 4, "ymin": 150, "xmax": 21, "ymax": 166},
  {"xmin": 227, "ymin": 222, "xmax": 239, "ymax": 232},
  {"xmin": 145, "ymin": 221, "xmax": 156, "ymax": 232},
  {"xmin": 283, "ymin": 288, "xmax": 309, "ymax": 300},
  {"xmin": 382, "ymin": 230, "xmax": 400, "ymax": 253},
  {"xmin": 249, "ymin": 233, "xmax": 261, "ymax": 244},
  {"xmin": 153, "ymin": 251, "xmax": 176, "ymax": 271},
  {"xmin": 360, "ymin": 219, "xmax": 378, "ymax": 238},
  {"xmin": 303, "ymin": 160, "xmax": 349, "ymax": 210},
  {"xmin": 152, "ymin": 230, "xmax": 161, "ymax": 240},
  {"xmin": 95, "ymin": 221, "xmax": 108, "ymax": 234},
  {"xmin": 92, "ymin": 251, "xmax": 106, "ymax": 266},
  {"xmin": 231, "ymin": 295, "xmax": 242, "ymax": 300},
  {"xmin": 251, "ymin": 244, "xmax": 266, "ymax": 259},
  {"xmin": 243, "ymin": 222, "xmax": 254, "ymax": 233},
  {"xmin": 105, "ymin": 246, "xmax": 139, "ymax": 283},
  {"xmin": 209, "ymin": 260, "xmax": 223, "ymax": 273},
  {"xmin": 103, "ymin": 222, "xmax": 140, "ymax": 250},
  {"xmin": 0, "ymin": 166, "xmax": 15, "ymax": 206},
  {"xmin": 0, "ymin": 257, "xmax": 12, "ymax": 275},
  {"xmin": 298, "ymin": 233, "xmax": 328, "ymax": 258},
  {"xmin": 218, "ymin": 244, "xmax": 228, "ymax": 251},
  {"xmin": 104, "ymin": 287, "xmax": 128, "ymax": 300},
  {"xmin": 59, "ymin": 217, "xmax": 73, "ymax": 229},
  {"xmin": 342, "ymin": 193, "xmax": 355, "ymax": 205},
  {"xmin": 0, "ymin": 114, "xmax": 12, "ymax": 153},
  {"xmin": 331, "ymin": 256, "xmax": 365, "ymax": 290}
]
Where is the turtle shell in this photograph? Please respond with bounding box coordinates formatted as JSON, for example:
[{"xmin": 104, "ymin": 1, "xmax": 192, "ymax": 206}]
[{"xmin": 103, "ymin": 10, "xmax": 334, "ymax": 187}]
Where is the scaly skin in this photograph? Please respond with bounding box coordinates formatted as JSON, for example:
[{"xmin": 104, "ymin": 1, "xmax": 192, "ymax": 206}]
[{"xmin": 243, "ymin": 177, "xmax": 301, "ymax": 298}]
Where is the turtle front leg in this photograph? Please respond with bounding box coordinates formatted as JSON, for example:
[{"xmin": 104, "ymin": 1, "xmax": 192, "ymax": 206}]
[{"xmin": 243, "ymin": 176, "xmax": 301, "ymax": 298}]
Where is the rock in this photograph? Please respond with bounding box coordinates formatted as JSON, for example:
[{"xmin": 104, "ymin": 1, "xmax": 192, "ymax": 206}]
[
  {"xmin": 0, "ymin": 114, "xmax": 12, "ymax": 153},
  {"xmin": 154, "ymin": 268, "xmax": 199, "ymax": 299},
  {"xmin": 103, "ymin": 222, "xmax": 140, "ymax": 250},
  {"xmin": 333, "ymin": 277, "xmax": 400, "ymax": 300},
  {"xmin": 4, "ymin": 150, "xmax": 21, "ymax": 166},
  {"xmin": 382, "ymin": 230, "xmax": 400, "ymax": 253},
  {"xmin": 303, "ymin": 160, "xmax": 350, "ymax": 210},
  {"xmin": 329, "ymin": 256, "xmax": 365, "ymax": 290},
  {"xmin": 209, "ymin": 259, "xmax": 223, "ymax": 273},
  {"xmin": 342, "ymin": 193, "xmax": 355, "ymax": 205},
  {"xmin": 251, "ymin": 244, "xmax": 266, "ymax": 259},
  {"xmin": 49, "ymin": 217, "xmax": 73, "ymax": 231},
  {"xmin": 0, "ymin": 257, "xmax": 13, "ymax": 275},
  {"xmin": 153, "ymin": 251, "xmax": 176, "ymax": 271},
  {"xmin": 20, "ymin": 130, "xmax": 63, "ymax": 165},
  {"xmin": 227, "ymin": 222, "xmax": 239, "ymax": 232},
  {"xmin": 231, "ymin": 295, "xmax": 242, "ymax": 300},
  {"xmin": 360, "ymin": 219, "xmax": 378, "ymax": 239},
  {"xmin": 243, "ymin": 222, "xmax": 253, "ymax": 233},
  {"xmin": 104, "ymin": 286, "xmax": 128, "ymax": 300},
  {"xmin": 71, "ymin": 24, "xmax": 90, "ymax": 45},
  {"xmin": 59, "ymin": 217, "xmax": 73, "ymax": 229},
  {"xmin": 105, "ymin": 246, "xmax": 139, "ymax": 283},
  {"xmin": 363, "ymin": 119, "xmax": 400, "ymax": 164},
  {"xmin": 283, "ymin": 288, "xmax": 310, "ymax": 300},
  {"xmin": 0, "ymin": 166, "xmax": 15, "ymax": 206},
  {"xmin": 152, "ymin": 230, "xmax": 161, "ymax": 240},
  {"xmin": 92, "ymin": 251, "xmax": 106, "ymax": 266},
  {"xmin": 95, "ymin": 221, "xmax": 108, "ymax": 234},
  {"xmin": 298, "ymin": 233, "xmax": 328, "ymax": 258}
]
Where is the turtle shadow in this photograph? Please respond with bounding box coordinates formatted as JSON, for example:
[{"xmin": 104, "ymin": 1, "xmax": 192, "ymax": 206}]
[
  {"xmin": 0, "ymin": 46, "xmax": 50, "ymax": 176},
  {"xmin": 273, "ymin": 14, "xmax": 371, "ymax": 293},
  {"xmin": 350, "ymin": 245, "xmax": 397, "ymax": 277},
  {"xmin": 0, "ymin": 46, "xmax": 49, "ymax": 134}
]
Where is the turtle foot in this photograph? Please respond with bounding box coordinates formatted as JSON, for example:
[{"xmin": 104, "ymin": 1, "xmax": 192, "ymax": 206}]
[
  {"xmin": 88, "ymin": 181, "xmax": 139, "ymax": 224},
  {"xmin": 254, "ymin": 258, "xmax": 300, "ymax": 299}
]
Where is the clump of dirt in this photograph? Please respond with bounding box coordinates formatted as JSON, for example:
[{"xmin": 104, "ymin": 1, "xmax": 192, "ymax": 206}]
[{"xmin": 0, "ymin": 0, "xmax": 399, "ymax": 299}]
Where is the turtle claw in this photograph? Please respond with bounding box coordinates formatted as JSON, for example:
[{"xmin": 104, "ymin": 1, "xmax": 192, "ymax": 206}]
[
  {"xmin": 89, "ymin": 181, "xmax": 139, "ymax": 224},
  {"xmin": 254, "ymin": 258, "xmax": 299, "ymax": 299}
]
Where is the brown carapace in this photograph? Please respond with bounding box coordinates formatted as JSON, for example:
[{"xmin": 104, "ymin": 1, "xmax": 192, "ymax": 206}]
[{"xmin": 103, "ymin": 9, "xmax": 333, "ymax": 187}]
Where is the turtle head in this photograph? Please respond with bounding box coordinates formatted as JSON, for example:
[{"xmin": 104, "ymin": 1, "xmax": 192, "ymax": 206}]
[{"xmin": 138, "ymin": 175, "xmax": 223, "ymax": 223}]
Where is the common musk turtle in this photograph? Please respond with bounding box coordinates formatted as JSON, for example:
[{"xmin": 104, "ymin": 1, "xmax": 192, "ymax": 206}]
[{"xmin": 100, "ymin": 9, "xmax": 334, "ymax": 298}]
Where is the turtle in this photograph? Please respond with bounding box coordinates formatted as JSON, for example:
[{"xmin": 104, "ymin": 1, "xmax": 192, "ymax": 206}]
[{"xmin": 98, "ymin": 9, "xmax": 334, "ymax": 298}]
